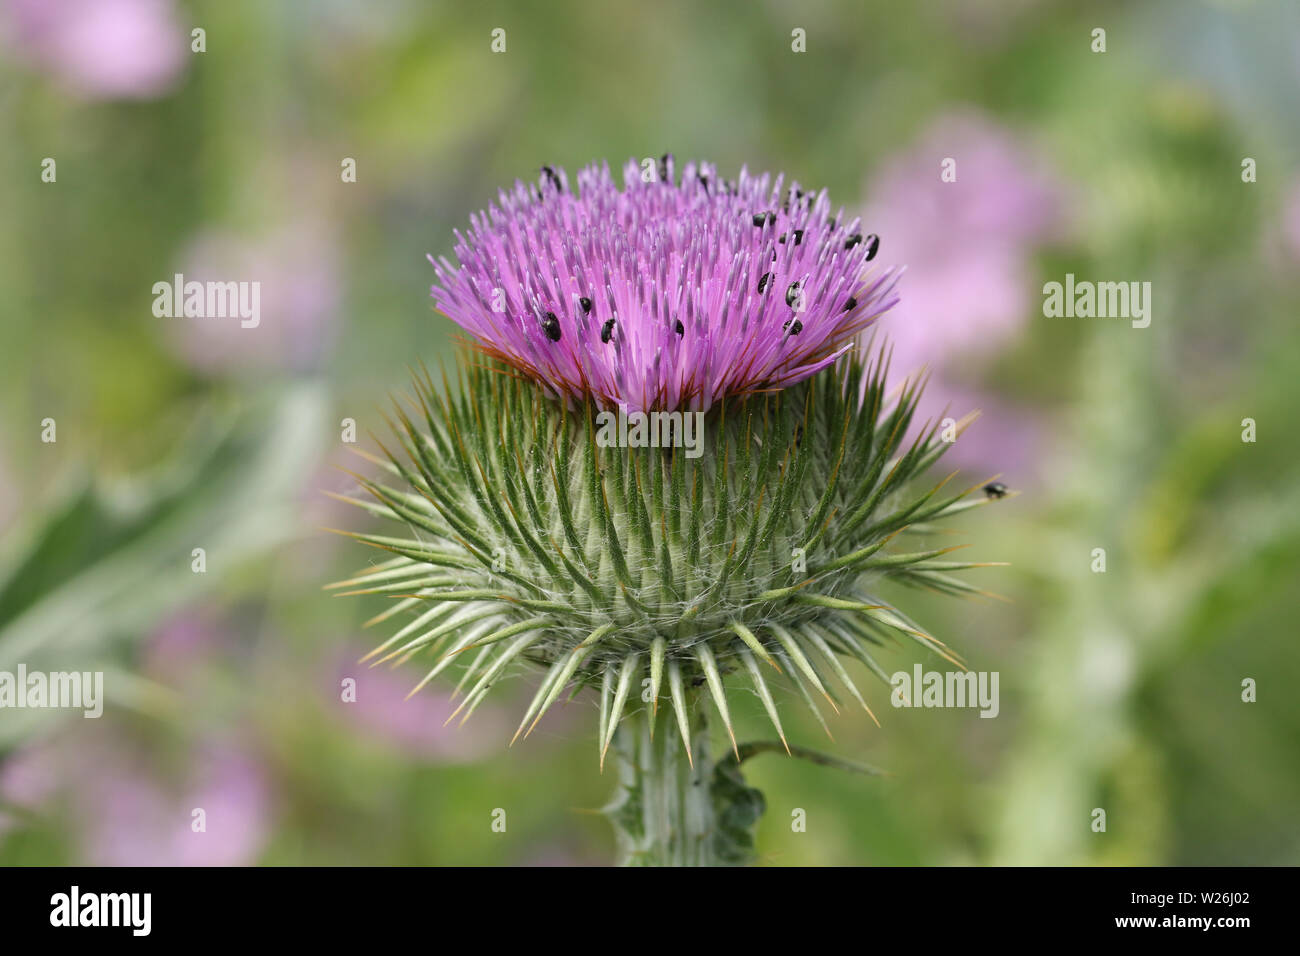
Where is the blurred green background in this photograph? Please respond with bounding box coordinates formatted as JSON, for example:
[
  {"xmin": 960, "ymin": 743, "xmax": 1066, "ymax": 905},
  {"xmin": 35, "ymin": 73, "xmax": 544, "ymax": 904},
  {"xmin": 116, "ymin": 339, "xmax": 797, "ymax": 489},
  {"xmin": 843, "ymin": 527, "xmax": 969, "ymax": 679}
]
[{"xmin": 1, "ymin": 0, "xmax": 1298, "ymax": 865}]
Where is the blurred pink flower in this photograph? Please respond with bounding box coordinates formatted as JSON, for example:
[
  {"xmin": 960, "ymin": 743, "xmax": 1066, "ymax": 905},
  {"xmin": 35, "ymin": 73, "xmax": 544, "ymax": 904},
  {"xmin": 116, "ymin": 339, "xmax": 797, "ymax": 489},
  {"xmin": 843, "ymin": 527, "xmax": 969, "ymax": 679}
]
[
  {"xmin": 0, "ymin": 742, "xmax": 61, "ymax": 837},
  {"xmin": 331, "ymin": 651, "xmax": 508, "ymax": 762},
  {"xmin": 1, "ymin": 0, "xmax": 187, "ymax": 100},
  {"xmin": 861, "ymin": 110, "xmax": 1070, "ymax": 478},
  {"xmin": 0, "ymin": 727, "xmax": 272, "ymax": 865},
  {"xmin": 82, "ymin": 745, "xmax": 271, "ymax": 867},
  {"xmin": 163, "ymin": 221, "xmax": 341, "ymax": 377},
  {"xmin": 143, "ymin": 605, "xmax": 230, "ymax": 685},
  {"xmin": 862, "ymin": 110, "xmax": 1068, "ymax": 377},
  {"xmin": 919, "ymin": 381, "xmax": 1047, "ymax": 479}
]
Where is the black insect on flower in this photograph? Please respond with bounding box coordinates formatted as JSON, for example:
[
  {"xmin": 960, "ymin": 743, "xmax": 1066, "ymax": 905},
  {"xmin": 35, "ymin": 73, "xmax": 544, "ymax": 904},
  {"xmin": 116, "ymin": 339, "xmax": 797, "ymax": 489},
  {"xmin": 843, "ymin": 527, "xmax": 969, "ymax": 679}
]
[
  {"xmin": 658, "ymin": 152, "xmax": 673, "ymax": 185},
  {"xmin": 983, "ymin": 481, "xmax": 1010, "ymax": 499},
  {"xmin": 540, "ymin": 165, "xmax": 564, "ymax": 193},
  {"xmin": 540, "ymin": 311, "xmax": 562, "ymax": 342}
]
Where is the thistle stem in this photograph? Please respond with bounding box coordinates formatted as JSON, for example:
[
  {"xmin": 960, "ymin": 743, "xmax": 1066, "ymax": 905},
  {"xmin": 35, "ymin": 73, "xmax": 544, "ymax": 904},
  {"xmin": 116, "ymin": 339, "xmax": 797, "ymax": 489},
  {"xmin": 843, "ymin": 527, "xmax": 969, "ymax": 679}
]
[{"xmin": 604, "ymin": 701, "xmax": 719, "ymax": 866}]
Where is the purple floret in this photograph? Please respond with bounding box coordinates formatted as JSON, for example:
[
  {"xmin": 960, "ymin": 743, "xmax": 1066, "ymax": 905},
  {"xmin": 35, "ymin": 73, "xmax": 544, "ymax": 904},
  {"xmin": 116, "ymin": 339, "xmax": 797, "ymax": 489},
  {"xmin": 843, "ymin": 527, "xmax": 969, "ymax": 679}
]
[{"xmin": 428, "ymin": 157, "xmax": 900, "ymax": 412}]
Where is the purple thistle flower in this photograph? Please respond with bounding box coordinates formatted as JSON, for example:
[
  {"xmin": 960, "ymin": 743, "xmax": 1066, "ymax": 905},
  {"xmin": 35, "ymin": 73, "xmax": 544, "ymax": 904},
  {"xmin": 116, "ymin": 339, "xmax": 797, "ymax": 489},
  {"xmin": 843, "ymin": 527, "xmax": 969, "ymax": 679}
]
[{"xmin": 428, "ymin": 157, "xmax": 900, "ymax": 413}]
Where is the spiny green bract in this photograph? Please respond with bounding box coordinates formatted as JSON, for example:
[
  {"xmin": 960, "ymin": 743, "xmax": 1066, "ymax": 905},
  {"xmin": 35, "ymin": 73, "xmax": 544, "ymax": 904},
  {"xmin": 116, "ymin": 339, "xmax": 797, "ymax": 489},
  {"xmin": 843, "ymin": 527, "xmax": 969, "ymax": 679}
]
[{"xmin": 329, "ymin": 349, "xmax": 1006, "ymax": 765}]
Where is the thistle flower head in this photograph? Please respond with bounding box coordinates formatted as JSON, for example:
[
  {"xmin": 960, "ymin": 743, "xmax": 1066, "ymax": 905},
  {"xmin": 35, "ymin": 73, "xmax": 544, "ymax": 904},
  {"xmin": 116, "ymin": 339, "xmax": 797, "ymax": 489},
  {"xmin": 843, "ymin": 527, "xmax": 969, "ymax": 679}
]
[
  {"xmin": 428, "ymin": 157, "xmax": 900, "ymax": 412},
  {"xmin": 334, "ymin": 159, "xmax": 1008, "ymax": 864}
]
